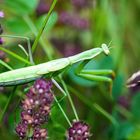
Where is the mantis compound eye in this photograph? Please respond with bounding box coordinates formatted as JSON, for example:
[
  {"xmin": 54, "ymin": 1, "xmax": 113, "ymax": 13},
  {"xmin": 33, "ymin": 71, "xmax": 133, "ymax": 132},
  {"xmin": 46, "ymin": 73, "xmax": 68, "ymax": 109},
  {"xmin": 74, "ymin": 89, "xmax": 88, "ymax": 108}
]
[{"xmin": 101, "ymin": 43, "xmax": 110, "ymax": 55}]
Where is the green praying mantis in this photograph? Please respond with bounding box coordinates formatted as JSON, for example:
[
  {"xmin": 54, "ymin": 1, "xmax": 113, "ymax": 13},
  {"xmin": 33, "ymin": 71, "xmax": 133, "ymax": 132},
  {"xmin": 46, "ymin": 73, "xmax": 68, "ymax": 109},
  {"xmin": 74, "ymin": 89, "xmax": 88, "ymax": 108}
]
[
  {"xmin": 0, "ymin": 35, "xmax": 116, "ymax": 125},
  {"xmin": 0, "ymin": 35, "xmax": 114, "ymax": 91},
  {"xmin": 0, "ymin": 0, "xmax": 116, "ymax": 127}
]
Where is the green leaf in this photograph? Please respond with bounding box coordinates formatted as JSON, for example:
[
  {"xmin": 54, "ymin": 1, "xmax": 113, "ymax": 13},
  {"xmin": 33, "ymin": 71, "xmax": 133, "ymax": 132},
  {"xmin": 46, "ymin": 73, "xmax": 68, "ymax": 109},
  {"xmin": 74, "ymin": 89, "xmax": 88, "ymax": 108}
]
[
  {"xmin": 5, "ymin": 17, "xmax": 29, "ymax": 34},
  {"xmin": 127, "ymin": 126, "xmax": 140, "ymax": 139},
  {"xmin": 51, "ymin": 103, "xmax": 66, "ymax": 124},
  {"xmin": 4, "ymin": 0, "xmax": 39, "ymax": 15},
  {"xmin": 111, "ymin": 122, "xmax": 134, "ymax": 140}
]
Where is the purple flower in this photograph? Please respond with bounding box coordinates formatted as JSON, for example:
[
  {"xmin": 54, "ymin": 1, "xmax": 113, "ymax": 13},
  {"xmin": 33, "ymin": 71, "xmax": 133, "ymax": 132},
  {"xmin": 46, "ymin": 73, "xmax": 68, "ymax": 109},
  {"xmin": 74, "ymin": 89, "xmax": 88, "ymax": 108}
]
[
  {"xmin": 15, "ymin": 79, "xmax": 53, "ymax": 139},
  {"xmin": 36, "ymin": 0, "xmax": 50, "ymax": 16},
  {"xmin": 33, "ymin": 128, "xmax": 48, "ymax": 140},
  {"xmin": 0, "ymin": 38, "xmax": 3, "ymax": 45},
  {"xmin": 67, "ymin": 121, "xmax": 91, "ymax": 140},
  {"xmin": 71, "ymin": 0, "xmax": 90, "ymax": 8},
  {"xmin": 0, "ymin": 11, "xmax": 4, "ymax": 18}
]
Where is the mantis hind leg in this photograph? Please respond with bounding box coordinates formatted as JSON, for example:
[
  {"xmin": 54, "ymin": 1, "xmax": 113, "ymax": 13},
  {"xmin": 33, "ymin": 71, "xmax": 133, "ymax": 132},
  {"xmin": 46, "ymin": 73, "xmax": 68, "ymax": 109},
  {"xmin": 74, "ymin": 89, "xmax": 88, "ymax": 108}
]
[{"xmin": 75, "ymin": 60, "xmax": 115, "ymax": 93}]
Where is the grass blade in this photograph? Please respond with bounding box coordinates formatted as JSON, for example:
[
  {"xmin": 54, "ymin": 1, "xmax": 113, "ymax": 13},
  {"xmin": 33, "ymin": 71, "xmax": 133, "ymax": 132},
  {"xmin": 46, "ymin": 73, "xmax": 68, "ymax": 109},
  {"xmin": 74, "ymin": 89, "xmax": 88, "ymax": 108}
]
[
  {"xmin": 31, "ymin": 0, "xmax": 57, "ymax": 53},
  {"xmin": 0, "ymin": 46, "xmax": 32, "ymax": 65}
]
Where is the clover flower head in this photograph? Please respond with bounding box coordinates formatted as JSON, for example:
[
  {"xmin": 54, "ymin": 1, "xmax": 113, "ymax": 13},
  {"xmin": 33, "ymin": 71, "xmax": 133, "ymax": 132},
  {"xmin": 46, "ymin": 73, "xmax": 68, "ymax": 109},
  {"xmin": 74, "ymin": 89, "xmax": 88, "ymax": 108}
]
[
  {"xmin": 67, "ymin": 121, "xmax": 91, "ymax": 140},
  {"xmin": 16, "ymin": 79, "xmax": 53, "ymax": 139}
]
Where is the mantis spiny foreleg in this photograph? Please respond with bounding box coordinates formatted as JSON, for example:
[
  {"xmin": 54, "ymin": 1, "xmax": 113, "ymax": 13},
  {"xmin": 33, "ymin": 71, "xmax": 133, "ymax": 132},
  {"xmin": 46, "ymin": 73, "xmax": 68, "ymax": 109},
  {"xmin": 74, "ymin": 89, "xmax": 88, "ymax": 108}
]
[{"xmin": 75, "ymin": 60, "xmax": 115, "ymax": 93}]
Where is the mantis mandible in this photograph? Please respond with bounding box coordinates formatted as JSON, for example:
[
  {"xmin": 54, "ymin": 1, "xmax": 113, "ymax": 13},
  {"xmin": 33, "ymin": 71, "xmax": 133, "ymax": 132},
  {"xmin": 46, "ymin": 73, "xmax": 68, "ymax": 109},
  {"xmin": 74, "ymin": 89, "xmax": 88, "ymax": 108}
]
[{"xmin": 0, "ymin": 40, "xmax": 114, "ymax": 91}]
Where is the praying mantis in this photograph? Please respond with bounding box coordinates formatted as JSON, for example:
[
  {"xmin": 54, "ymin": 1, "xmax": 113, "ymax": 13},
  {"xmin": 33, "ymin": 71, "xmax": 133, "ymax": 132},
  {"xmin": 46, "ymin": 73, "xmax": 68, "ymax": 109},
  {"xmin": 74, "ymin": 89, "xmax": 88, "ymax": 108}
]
[
  {"xmin": 0, "ymin": 35, "xmax": 114, "ymax": 90},
  {"xmin": 0, "ymin": 0, "xmax": 116, "ymax": 128},
  {"xmin": 0, "ymin": 35, "xmax": 115, "ymax": 126}
]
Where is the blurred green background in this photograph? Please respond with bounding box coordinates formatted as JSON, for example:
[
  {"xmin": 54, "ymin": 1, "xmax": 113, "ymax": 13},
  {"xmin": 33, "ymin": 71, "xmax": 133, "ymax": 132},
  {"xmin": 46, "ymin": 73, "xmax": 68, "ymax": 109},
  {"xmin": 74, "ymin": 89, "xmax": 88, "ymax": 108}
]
[{"xmin": 0, "ymin": 0, "xmax": 140, "ymax": 139}]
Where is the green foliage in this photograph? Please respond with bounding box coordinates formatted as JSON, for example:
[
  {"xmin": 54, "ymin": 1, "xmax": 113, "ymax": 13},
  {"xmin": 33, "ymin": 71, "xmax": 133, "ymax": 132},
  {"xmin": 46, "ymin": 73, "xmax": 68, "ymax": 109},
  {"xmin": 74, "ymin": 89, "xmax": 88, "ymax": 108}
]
[
  {"xmin": 4, "ymin": 0, "xmax": 39, "ymax": 15},
  {"xmin": 0, "ymin": 0, "xmax": 140, "ymax": 139},
  {"xmin": 131, "ymin": 93, "xmax": 140, "ymax": 122}
]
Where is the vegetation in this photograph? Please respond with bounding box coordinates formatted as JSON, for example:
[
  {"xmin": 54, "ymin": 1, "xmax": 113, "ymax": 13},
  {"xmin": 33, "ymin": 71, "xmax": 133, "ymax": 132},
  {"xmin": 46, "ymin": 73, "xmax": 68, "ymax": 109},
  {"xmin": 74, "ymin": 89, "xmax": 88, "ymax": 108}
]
[{"xmin": 0, "ymin": 0, "xmax": 140, "ymax": 139}]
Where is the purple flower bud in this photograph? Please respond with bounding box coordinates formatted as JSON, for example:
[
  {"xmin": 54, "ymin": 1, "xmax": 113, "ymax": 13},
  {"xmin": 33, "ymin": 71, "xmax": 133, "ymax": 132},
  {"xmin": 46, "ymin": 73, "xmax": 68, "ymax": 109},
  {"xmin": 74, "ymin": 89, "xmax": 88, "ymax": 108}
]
[
  {"xmin": 36, "ymin": 0, "xmax": 50, "ymax": 16},
  {"xmin": 67, "ymin": 121, "xmax": 90, "ymax": 140},
  {"xmin": 127, "ymin": 71, "xmax": 140, "ymax": 93},
  {"xmin": 34, "ymin": 79, "xmax": 52, "ymax": 92},
  {"xmin": 0, "ymin": 38, "xmax": 4, "ymax": 45},
  {"xmin": 15, "ymin": 122, "xmax": 27, "ymax": 139},
  {"xmin": 0, "ymin": 11, "xmax": 4, "ymax": 18},
  {"xmin": 33, "ymin": 128, "xmax": 48, "ymax": 140},
  {"xmin": 118, "ymin": 96, "xmax": 130, "ymax": 109}
]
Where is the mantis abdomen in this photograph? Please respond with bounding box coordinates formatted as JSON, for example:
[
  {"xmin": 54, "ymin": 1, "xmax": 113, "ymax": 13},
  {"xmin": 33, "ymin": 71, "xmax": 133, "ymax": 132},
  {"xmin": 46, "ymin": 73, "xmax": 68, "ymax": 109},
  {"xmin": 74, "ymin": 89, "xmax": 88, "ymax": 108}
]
[{"xmin": 0, "ymin": 58, "xmax": 70, "ymax": 86}]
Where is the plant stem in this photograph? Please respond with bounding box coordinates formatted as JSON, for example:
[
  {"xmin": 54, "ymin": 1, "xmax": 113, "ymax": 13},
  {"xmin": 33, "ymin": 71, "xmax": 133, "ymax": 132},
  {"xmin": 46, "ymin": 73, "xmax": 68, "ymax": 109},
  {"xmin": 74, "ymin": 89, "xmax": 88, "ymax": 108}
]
[
  {"xmin": 53, "ymin": 95, "xmax": 72, "ymax": 127},
  {"xmin": 0, "ymin": 59, "xmax": 13, "ymax": 70},
  {"xmin": 59, "ymin": 75, "xmax": 79, "ymax": 121},
  {"xmin": 0, "ymin": 86, "xmax": 17, "ymax": 122},
  {"xmin": 115, "ymin": 105, "xmax": 133, "ymax": 120},
  {"xmin": 93, "ymin": 103, "xmax": 118, "ymax": 126}
]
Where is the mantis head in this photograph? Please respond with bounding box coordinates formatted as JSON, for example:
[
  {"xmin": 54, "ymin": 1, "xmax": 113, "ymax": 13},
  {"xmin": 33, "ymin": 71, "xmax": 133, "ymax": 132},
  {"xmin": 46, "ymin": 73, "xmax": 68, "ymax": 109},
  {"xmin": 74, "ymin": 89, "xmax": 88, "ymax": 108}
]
[{"xmin": 101, "ymin": 43, "xmax": 110, "ymax": 55}]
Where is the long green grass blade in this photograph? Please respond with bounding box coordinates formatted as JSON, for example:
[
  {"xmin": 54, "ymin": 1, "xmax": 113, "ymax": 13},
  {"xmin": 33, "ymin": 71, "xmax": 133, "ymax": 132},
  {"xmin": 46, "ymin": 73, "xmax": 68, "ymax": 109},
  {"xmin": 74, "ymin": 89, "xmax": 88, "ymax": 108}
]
[
  {"xmin": 31, "ymin": 0, "xmax": 57, "ymax": 53},
  {"xmin": 24, "ymin": 15, "xmax": 53, "ymax": 60},
  {"xmin": 93, "ymin": 103, "xmax": 118, "ymax": 126},
  {"xmin": 68, "ymin": 86, "xmax": 118, "ymax": 126},
  {"xmin": 0, "ymin": 59, "xmax": 13, "ymax": 70},
  {"xmin": 0, "ymin": 46, "xmax": 32, "ymax": 65}
]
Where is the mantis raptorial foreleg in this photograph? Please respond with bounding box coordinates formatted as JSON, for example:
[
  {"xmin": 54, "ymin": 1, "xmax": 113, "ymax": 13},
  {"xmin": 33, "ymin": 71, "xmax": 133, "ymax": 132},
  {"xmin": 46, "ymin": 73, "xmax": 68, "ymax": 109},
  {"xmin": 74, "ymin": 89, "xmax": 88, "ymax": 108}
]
[{"xmin": 76, "ymin": 60, "xmax": 115, "ymax": 92}]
